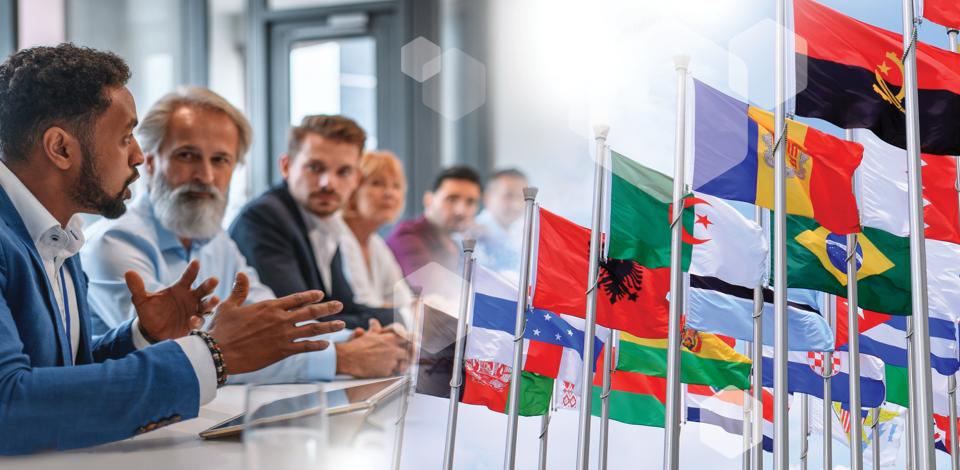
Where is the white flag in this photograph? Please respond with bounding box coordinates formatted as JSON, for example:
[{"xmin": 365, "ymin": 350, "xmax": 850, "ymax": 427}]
[{"xmin": 688, "ymin": 191, "xmax": 768, "ymax": 289}]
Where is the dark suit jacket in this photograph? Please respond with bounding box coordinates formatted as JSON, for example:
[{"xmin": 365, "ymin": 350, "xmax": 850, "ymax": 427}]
[{"xmin": 229, "ymin": 184, "xmax": 393, "ymax": 329}]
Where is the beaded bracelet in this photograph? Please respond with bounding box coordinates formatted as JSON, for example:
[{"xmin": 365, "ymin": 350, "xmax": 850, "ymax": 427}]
[{"xmin": 189, "ymin": 330, "xmax": 228, "ymax": 387}]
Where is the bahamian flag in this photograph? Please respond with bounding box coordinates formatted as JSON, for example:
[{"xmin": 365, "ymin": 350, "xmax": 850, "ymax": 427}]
[
  {"xmin": 692, "ymin": 79, "xmax": 863, "ymax": 235},
  {"xmin": 780, "ymin": 215, "xmax": 911, "ymax": 315},
  {"xmin": 609, "ymin": 151, "xmax": 693, "ymax": 269}
]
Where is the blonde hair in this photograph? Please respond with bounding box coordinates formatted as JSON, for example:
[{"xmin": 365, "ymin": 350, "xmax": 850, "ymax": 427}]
[
  {"xmin": 138, "ymin": 86, "xmax": 252, "ymax": 163},
  {"xmin": 346, "ymin": 150, "xmax": 407, "ymax": 220}
]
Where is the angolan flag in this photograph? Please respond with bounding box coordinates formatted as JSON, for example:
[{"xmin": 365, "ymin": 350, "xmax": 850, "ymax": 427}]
[{"xmin": 794, "ymin": 0, "xmax": 960, "ymax": 155}]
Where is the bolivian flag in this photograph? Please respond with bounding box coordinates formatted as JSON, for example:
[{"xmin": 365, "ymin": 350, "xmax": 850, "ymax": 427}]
[
  {"xmin": 616, "ymin": 330, "xmax": 751, "ymax": 390},
  {"xmin": 692, "ymin": 79, "xmax": 863, "ymax": 235},
  {"xmin": 794, "ymin": 0, "xmax": 960, "ymax": 156},
  {"xmin": 780, "ymin": 215, "xmax": 911, "ymax": 315}
]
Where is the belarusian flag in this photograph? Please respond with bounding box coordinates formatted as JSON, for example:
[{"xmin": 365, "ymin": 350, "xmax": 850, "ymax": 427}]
[
  {"xmin": 616, "ymin": 329, "xmax": 752, "ymax": 390},
  {"xmin": 588, "ymin": 347, "xmax": 666, "ymax": 427},
  {"xmin": 533, "ymin": 208, "xmax": 670, "ymax": 338},
  {"xmin": 608, "ymin": 151, "xmax": 692, "ymax": 269},
  {"xmin": 781, "ymin": 214, "xmax": 911, "ymax": 315}
]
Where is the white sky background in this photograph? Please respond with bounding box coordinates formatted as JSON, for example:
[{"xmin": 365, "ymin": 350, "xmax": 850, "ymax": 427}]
[{"xmin": 485, "ymin": 0, "xmax": 955, "ymax": 468}]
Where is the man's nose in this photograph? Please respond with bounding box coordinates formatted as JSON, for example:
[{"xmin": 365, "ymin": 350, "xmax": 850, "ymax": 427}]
[
  {"xmin": 194, "ymin": 160, "xmax": 214, "ymax": 185},
  {"xmin": 318, "ymin": 172, "xmax": 331, "ymax": 188}
]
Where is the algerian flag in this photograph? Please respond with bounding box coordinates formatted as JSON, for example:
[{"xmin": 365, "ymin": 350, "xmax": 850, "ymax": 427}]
[
  {"xmin": 808, "ymin": 396, "xmax": 906, "ymax": 468},
  {"xmin": 688, "ymin": 192, "xmax": 768, "ymax": 289},
  {"xmin": 781, "ymin": 215, "xmax": 911, "ymax": 315},
  {"xmin": 608, "ymin": 151, "xmax": 693, "ymax": 269}
]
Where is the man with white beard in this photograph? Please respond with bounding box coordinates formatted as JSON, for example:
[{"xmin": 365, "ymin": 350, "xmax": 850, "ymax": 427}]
[{"xmin": 82, "ymin": 86, "xmax": 409, "ymax": 381}]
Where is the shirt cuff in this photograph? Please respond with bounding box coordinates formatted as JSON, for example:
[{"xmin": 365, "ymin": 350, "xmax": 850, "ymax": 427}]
[
  {"xmin": 173, "ymin": 335, "xmax": 217, "ymax": 406},
  {"xmin": 130, "ymin": 318, "xmax": 151, "ymax": 350}
]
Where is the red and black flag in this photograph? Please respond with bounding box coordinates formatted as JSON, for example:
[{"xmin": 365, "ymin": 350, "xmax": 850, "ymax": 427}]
[
  {"xmin": 924, "ymin": 0, "xmax": 960, "ymax": 30},
  {"xmin": 794, "ymin": 0, "xmax": 960, "ymax": 156}
]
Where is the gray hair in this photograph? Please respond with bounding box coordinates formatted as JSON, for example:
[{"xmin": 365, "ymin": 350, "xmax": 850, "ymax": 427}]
[{"xmin": 137, "ymin": 86, "xmax": 252, "ymax": 163}]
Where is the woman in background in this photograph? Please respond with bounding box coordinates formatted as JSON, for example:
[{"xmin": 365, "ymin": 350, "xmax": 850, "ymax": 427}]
[{"xmin": 341, "ymin": 150, "xmax": 414, "ymax": 309}]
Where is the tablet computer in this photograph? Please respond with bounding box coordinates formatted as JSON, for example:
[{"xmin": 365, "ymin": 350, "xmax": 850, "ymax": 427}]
[{"xmin": 199, "ymin": 377, "xmax": 407, "ymax": 440}]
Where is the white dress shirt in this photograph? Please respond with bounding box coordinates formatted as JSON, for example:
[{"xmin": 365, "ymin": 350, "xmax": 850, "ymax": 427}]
[
  {"xmin": 339, "ymin": 227, "xmax": 414, "ymax": 309},
  {"xmin": 300, "ymin": 208, "xmax": 346, "ymax": 295},
  {"xmin": 0, "ymin": 160, "xmax": 216, "ymax": 404}
]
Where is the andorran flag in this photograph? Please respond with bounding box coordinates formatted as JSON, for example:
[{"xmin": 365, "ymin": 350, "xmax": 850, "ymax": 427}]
[
  {"xmin": 794, "ymin": 0, "xmax": 960, "ymax": 156},
  {"xmin": 532, "ymin": 208, "xmax": 670, "ymax": 338},
  {"xmin": 692, "ymin": 79, "xmax": 863, "ymax": 235},
  {"xmin": 780, "ymin": 215, "xmax": 911, "ymax": 316}
]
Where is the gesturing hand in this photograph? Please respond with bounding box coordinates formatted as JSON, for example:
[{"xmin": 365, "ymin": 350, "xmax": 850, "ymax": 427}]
[
  {"xmin": 127, "ymin": 260, "xmax": 220, "ymax": 342},
  {"xmin": 208, "ymin": 272, "xmax": 347, "ymax": 375}
]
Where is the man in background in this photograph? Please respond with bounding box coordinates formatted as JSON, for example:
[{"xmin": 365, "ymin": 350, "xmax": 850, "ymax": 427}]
[
  {"xmin": 230, "ymin": 115, "xmax": 396, "ymax": 329},
  {"xmin": 386, "ymin": 166, "xmax": 482, "ymax": 276},
  {"xmin": 473, "ymin": 168, "xmax": 528, "ymax": 277}
]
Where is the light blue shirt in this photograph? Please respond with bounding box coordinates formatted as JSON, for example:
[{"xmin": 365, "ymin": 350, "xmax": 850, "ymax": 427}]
[{"xmin": 82, "ymin": 194, "xmax": 350, "ymax": 383}]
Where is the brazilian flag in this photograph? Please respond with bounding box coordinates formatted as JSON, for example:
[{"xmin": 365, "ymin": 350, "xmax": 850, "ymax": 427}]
[{"xmin": 775, "ymin": 215, "xmax": 911, "ymax": 316}]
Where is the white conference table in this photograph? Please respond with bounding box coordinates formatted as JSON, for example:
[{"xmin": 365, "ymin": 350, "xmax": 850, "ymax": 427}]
[{"xmin": 0, "ymin": 381, "xmax": 749, "ymax": 469}]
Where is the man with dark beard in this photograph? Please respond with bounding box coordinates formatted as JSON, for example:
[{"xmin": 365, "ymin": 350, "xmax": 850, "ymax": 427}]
[
  {"xmin": 83, "ymin": 87, "xmax": 409, "ymax": 381},
  {"xmin": 0, "ymin": 45, "xmax": 346, "ymax": 455}
]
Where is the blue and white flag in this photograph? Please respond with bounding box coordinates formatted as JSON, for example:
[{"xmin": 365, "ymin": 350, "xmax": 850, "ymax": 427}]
[
  {"xmin": 687, "ymin": 276, "xmax": 834, "ymax": 352},
  {"xmin": 761, "ymin": 348, "xmax": 886, "ymax": 408},
  {"xmin": 844, "ymin": 315, "xmax": 959, "ymax": 376}
]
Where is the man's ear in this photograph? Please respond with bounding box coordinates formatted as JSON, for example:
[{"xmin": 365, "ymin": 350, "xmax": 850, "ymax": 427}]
[
  {"xmin": 423, "ymin": 191, "xmax": 433, "ymax": 210},
  {"xmin": 144, "ymin": 153, "xmax": 156, "ymax": 177},
  {"xmin": 40, "ymin": 126, "xmax": 78, "ymax": 171},
  {"xmin": 279, "ymin": 154, "xmax": 291, "ymax": 180}
]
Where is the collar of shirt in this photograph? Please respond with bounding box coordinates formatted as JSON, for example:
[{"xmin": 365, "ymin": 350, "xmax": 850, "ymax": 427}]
[
  {"xmin": 133, "ymin": 193, "xmax": 213, "ymax": 260},
  {"xmin": 0, "ymin": 159, "xmax": 85, "ymax": 261}
]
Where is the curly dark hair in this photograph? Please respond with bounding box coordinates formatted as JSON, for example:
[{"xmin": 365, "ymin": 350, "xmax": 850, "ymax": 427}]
[{"xmin": 0, "ymin": 43, "xmax": 131, "ymax": 162}]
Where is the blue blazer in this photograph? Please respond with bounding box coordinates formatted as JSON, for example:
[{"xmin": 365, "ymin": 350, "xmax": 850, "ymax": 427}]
[{"xmin": 0, "ymin": 186, "xmax": 201, "ymax": 455}]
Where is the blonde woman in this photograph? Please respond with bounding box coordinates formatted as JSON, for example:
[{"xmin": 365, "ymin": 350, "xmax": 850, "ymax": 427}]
[{"xmin": 341, "ymin": 150, "xmax": 413, "ymax": 308}]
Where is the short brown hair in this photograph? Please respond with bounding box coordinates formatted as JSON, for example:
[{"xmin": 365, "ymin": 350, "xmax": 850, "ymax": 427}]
[{"xmin": 286, "ymin": 114, "xmax": 366, "ymax": 158}]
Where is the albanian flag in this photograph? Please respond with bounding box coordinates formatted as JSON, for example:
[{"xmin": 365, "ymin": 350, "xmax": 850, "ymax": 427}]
[
  {"xmin": 532, "ymin": 208, "xmax": 669, "ymax": 339},
  {"xmin": 794, "ymin": 0, "xmax": 960, "ymax": 156}
]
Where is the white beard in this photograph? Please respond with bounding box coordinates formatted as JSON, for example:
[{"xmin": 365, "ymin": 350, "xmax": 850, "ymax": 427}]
[{"xmin": 148, "ymin": 172, "xmax": 227, "ymax": 240}]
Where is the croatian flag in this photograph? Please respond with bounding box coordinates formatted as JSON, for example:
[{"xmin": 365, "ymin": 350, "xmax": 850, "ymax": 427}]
[
  {"xmin": 462, "ymin": 266, "xmax": 602, "ymax": 415},
  {"xmin": 761, "ymin": 347, "xmax": 886, "ymax": 408}
]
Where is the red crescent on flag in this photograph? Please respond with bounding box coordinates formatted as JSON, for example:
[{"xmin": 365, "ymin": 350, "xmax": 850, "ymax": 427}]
[{"xmin": 669, "ymin": 196, "xmax": 712, "ymax": 245}]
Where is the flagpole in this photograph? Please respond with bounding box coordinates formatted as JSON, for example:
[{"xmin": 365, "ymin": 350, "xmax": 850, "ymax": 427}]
[
  {"xmin": 502, "ymin": 188, "xmax": 540, "ymax": 470},
  {"xmin": 772, "ymin": 0, "xmax": 790, "ymax": 467},
  {"xmin": 901, "ymin": 1, "xmax": 936, "ymax": 468},
  {"xmin": 663, "ymin": 53, "xmax": 690, "ymax": 470},
  {"xmin": 947, "ymin": 27, "xmax": 960, "ymax": 470},
  {"xmin": 844, "ymin": 128, "xmax": 864, "ymax": 470},
  {"xmin": 743, "ymin": 382, "xmax": 752, "ymax": 470},
  {"xmin": 800, "ymin": 394, "xmax": 809, "ymax": 470},
  {"xmin": 441, "ymin": 240, "xmax": 477, "ymax": 470},
  {"xmin": 870, "ymin": 408, "xmax": 880, "ymax": 470},
  {"xmin": 599, "ymin": 326, "xmax": 613, "ymax": 470},
  {"xmin": 950, "ymin": 374, "xmax": 959, "ymax": 470},
  {"xmin": 537, "ymin": 396, "xmax": 551, "ymax": 470},
  {"xmin": 823, "ymin": 294, "xmax": 834, "ymax": 470},
  {"xmin": 906, "ymin": 322, "xmax": 916, "ymax": 470},
  {"xmin": 574, "ymin": 125, "xmax": 609, "ymax": 470},
  {"xmin": 752, "ymin": 208, "xmax": 765, "ymax": 470}
]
